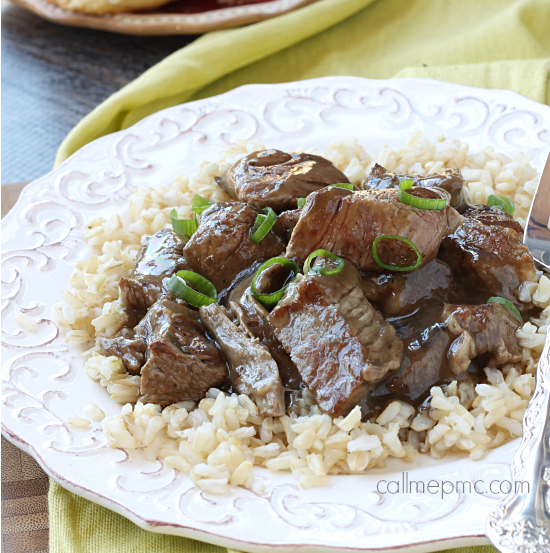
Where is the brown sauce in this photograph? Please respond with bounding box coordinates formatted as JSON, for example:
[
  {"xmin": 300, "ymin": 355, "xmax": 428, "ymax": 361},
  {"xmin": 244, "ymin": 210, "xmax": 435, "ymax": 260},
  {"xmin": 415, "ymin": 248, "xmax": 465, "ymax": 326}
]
[
  {"xmin": 359, "ymin": 264, "xmax": 542, "ymax": 421},
  {"xmin": 360, "ymin": 301, "xmax": 478, "ymax": 420}
]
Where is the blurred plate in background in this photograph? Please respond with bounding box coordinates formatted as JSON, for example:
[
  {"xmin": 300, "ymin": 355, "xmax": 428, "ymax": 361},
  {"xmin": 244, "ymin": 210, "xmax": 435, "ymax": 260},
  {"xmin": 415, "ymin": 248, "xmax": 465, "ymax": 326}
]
[{"xmin": 9, "ymin": 0, "xmax": 320, "ymax": 35}]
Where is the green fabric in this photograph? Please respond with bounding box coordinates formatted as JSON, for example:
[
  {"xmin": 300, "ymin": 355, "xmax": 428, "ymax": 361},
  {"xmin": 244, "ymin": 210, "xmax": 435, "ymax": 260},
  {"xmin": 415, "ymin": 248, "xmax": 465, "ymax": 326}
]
[
  {"xmin": 49, "ymin": 480, "xmax": 224, "ymax": 553},
  {"xmin": 50, "ymin": 0, "xmax": 549, "ymax": 551},
  {"xmin": 55, "ymin": 0, "xmax": 550, "ymax": 166},
  {"xmin": 49, "ymin": 480, "xmax": 499, "ymax": 553}
]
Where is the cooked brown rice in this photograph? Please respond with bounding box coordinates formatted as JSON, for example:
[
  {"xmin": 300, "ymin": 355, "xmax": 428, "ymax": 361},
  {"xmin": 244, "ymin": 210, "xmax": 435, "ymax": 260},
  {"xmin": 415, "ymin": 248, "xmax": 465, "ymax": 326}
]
[{"xmin": 54, "ymin": 134, "xmax": 549, "ymax": 493}]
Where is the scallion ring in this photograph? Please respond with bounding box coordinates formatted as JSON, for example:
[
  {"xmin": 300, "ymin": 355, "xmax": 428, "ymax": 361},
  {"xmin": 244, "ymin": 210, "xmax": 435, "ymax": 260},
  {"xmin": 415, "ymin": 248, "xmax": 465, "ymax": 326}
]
[
  {"xmin": 251, "ymin": 214, "xmax": 266, "ymax": 234},
  {"xmin": 250, "ymin": 207, "xmax": 277, "ymax": 244},
  {"xmin": 487, "ymin": 296, "xmax": 522, "ymax": 323},
  {"xmin": 250, "ymin": 257, "xmax": 302, "ymax": 307},
  {"xmin": 303, "ymin": 249, "xmax": 345, "ymax": 276},
  {"xmin": 487, "ymin": 194, "xmax": 515, "ymax": 216},
  {"xmin": 191, "ymin": 194, "xmax": 213, "ymax": 215},
  {"xmin": 372, "ymin": 234, "xmax": 422, "ymax": 272},
  {"xmin": 329, "ymin": 183, "xmax": 354, "ymax": 191},
  {"xmin": 398, "ymin": 179, "xmax": 447, "ymax": 210},
  {"xmin": 297, "ymin": 198, "xmax": 306, "ymax": 209},
  {"xmin": 171, "ymin": 209, "xmax": 197, "ymax": 238},
  {"xmin": 166, "ymin": 270, "xmax": 218, "ymax": 307}
]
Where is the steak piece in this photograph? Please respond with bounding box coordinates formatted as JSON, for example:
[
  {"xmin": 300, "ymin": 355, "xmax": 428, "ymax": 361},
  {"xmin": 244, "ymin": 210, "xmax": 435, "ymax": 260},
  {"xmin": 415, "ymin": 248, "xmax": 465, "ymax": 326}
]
[
  {"xmin": 119, "ymin": 229, "xmax": 187, "ymax": 325},
  {"xmin": 285, "ymin": 186, "xmax": 462, "ymax": 273},
  {"xmin": 231, "ymin": 290, "xmax": 302, "ymax": 390},
  {"xmin": 135, "ymin": 228, "xmax": 186, "ymax": 279},
  {"xmin": 269, "ymin": 259, "xmax": 403, "ymax": 417},
  {"xmin": 219, "ymin": 149, "xmax": 350, "ymax": 213},
  {"xmin": 361, "ymin": 259, "xmax": 463, "ymax": 318},
  {"xmin": 370, "ymin": 301, "xmax": 522, "ymax": 409},
  {"xmin": 200, "ymin": 303, "xmax": 285, "ymax": 416},
  {"xmin": 99, "ymin": 335, "xmax": 146, "ymax": 374},
  {"xmin": 118, "ymin": 277, "xmax": 154, "ymax": 328},
  {"xmin": 443, "ymin": 303, "xmax": 522, "ymax": 374},
  {"xmin": 461, "ymin": 204, "xmax": 524, "ymax": 233},
  {"xmin": 182, "ymin": 202, "xmax": 285, "ymax": 292},
  {"xmin": 273, "ymin": 209, "xmax": 301, "ymax": 242},
  {"xmin": 363, "ymin": 163, "xmax": 466, "ymax": 209},
  {"xmin": 218, "ymin": 264, "xmax": 258, "ymax": 308},
  {"xmin": 438, "ymin": 219, "xmax": 537, "ymax": 308},
  {"xmin": 138, "ymin": 295, "xmax": 228, "ymax": 407}
]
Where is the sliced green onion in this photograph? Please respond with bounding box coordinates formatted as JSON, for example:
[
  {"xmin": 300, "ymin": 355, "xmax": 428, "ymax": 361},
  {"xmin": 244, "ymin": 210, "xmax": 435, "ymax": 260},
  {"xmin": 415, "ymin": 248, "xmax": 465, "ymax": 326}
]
[
  {"xmin": 487, "ymin": 195, "xmax": 515, "ymax": 216},
  {"xmin": 251, "ymin": 257, "xmax": 302, "ymax": 307},
  {"xmin": 303, "ymin": 249, "xmax": 345, "ymax": 276},
  {"xmin": 297, "ymin": 198, "xmax": 306, "ymax": 209},
  {"xmin": 171, "ymin": 209, "xmax": 197, "ymax": 238},
  {"xmin": 398, "ymin": 179, "xmax": 447, "ymax": 210},
  {"xmin": 250, "ymin": 207, "xmax": 277, "ymax": 244},
  {"xmin": 329, "ymin": 183, "xmax": 354, "ymax": 191},
  {"xmin": 166, "ymin": 270, "xmax": 218, "ymax": 307},
  {"xmin": 251, "ymin": 214, "xmax": 266, "ymax": 235},
  {"xmin": 372, "ymin": 235, "xmax": 422, "ymax": 272},
  {"xmin": 487, "ymin": 297, "xmax": 522, "ymax": 323},
  {"xmin": 191, "ymin": 194, "xmax": 213, "ymax": 216}
]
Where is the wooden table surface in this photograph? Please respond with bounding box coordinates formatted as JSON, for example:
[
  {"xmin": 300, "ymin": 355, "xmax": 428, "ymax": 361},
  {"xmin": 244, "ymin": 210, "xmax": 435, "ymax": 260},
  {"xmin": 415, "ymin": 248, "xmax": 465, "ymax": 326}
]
[
  {"xmin": 1, "ymin": 7, "xmax": 197, "ymax": 550},
  {"xmin": 1, "ymin": 1, "xmax": 197, "ymax": 184}
]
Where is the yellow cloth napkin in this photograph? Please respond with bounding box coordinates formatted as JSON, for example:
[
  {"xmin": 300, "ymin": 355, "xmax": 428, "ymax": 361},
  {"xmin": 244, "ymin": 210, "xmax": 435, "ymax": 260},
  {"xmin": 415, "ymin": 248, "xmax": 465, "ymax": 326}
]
[
  {"xmin": 55, "ymin": 0, "xmax": 550, "ymax": 166},
  {"xmin": 50, "ymin": 0, "xmax": 549, "ymax": 552},
  {"xmin": 49, "ymin": 480, "xmax": 499, "ymax": 553}
]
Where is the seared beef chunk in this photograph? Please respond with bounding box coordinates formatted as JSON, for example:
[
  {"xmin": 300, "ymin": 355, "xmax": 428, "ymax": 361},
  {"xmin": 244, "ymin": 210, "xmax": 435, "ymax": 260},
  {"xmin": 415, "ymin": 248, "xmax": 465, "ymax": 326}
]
[
  {"xmin": 138, "ymin": 295, "xmax": 228, "ymax": 407},
  {"xmin": 269, "ymin": 259, "xmax": 403, "ymax": 417},
  {"xmin": 443, "ymin": 303, "xmax": 522, "ymax": 374},
  {"xmin": 438, "ymin": 219, "xmax": 537, "ymax": 308},
  {"xmin": 101, "ymin": 294, "xmax": 228, "ymax": 404},
  {"xmin": 218, "ymin": 263, "xmax": 302, "ymax": 389},
  {"xmin": 119, "ymin": 229, "xmax": 186, "ymax": 324},
  {"xmin": 461, "ymin": 204, "xmax": 524, "ymax": 233},
  {"xmin": 182, "ymin": 202, "xmax": 284, "ymax": 292},
  {"xmin": 118, "ymin": 277, "xmax": 155, "ymax": 327},
  {"xmin": 219, "ymin": 149, "xmax": 350, "ymax": 213},
  {"xmin": 285, "ymin": 186, "xmax": 462, "ymax": 272},
  {"xmin": 99, "ymin": 335, "xmax": 146, "ymax": 374},
  {"xmin": 231, "ymin": 290, "xmax": 302, "ymax": 390},
  {"xmin": 274, "ymin": 209, "xmax": 301, "ymax": 242},
  {"xmin": 200, "ymin": 303, "xmax": 285, "ymax": 416},
  {"xmin": 218, "ymin": 264, "xmax": 258, "ymax": 307},
  {"xmin": 135, "ymin": 229, "xmax": 186, "ymax": 278},
  {"xmin": 363, "ymin": 164, "xmax": 466, "ymax": 209},
  {"xmin": 369, "ymin": 302, "xmax": 522, "ymax": 410},
  {"xmin": 361, "ymin": 259, "xmax": 462, "ymax": 318}
]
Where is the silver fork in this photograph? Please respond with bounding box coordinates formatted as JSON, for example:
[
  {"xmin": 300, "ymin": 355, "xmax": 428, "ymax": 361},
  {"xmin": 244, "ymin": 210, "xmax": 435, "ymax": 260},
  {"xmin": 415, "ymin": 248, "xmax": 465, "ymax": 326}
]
[
  {"xmin": 486, "ymin": 151, "xmax": 550, "ymax": 552},
  {"xmin": 524, "ymin": 151, "xmax": 550, "ymax": 270}
]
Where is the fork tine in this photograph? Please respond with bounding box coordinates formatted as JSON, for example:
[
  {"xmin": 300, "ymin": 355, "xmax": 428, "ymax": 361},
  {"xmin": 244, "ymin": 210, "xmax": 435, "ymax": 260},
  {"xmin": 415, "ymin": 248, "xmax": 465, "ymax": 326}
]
[{"xmin": 524, "ymin": 150, "xmax": 550, "ymax": 270}]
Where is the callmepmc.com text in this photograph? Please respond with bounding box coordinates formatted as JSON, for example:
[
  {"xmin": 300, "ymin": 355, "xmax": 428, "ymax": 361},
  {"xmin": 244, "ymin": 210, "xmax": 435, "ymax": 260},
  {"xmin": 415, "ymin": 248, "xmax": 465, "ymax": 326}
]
[{"xmin": 376, "ymin": 472, "xmax": 529, "ymax": 499}]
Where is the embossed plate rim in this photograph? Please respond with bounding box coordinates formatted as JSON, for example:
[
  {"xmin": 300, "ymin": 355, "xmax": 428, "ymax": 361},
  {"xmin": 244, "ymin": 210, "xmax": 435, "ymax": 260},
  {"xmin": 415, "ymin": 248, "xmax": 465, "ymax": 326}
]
[{"xmin": 2, "ymin": 76, "xmax": 550, "ymax": 553}]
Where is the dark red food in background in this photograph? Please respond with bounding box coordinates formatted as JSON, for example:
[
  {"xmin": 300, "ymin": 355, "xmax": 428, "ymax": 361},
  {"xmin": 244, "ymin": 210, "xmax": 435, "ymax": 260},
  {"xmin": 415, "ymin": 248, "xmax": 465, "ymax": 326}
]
[{"xmin": 143, "ymin": 0, "xmax": 273, "ymax": 15}]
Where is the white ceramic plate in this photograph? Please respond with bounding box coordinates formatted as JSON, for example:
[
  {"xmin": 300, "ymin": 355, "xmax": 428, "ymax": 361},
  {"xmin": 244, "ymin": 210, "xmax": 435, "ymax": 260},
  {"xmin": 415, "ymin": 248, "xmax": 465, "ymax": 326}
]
[{"xmin": 2, "ymin": 77, "xmax": 550, "ymax": 553}]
